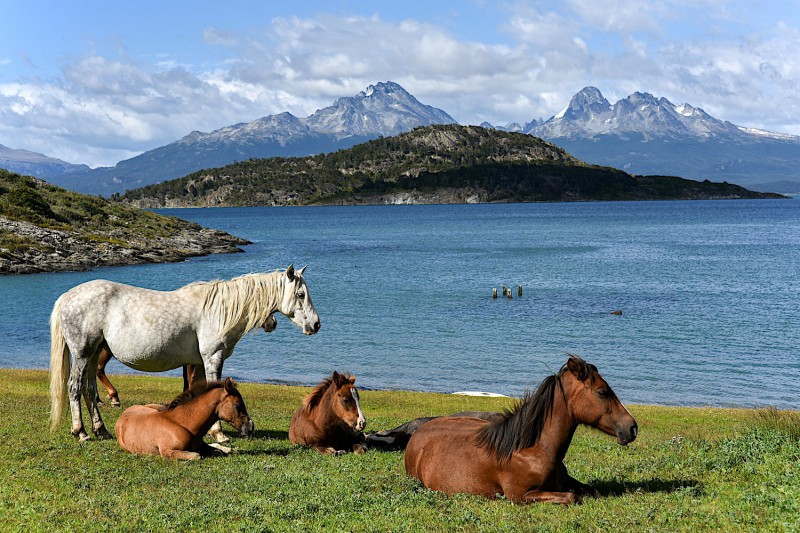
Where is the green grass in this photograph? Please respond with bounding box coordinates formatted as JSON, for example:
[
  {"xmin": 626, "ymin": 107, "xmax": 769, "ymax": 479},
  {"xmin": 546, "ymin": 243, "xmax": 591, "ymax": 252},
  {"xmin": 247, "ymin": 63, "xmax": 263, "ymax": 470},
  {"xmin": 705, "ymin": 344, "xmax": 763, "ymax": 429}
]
[{"xmin": 1, "ymin": 369, "xmax": 798, "ymax": 532}]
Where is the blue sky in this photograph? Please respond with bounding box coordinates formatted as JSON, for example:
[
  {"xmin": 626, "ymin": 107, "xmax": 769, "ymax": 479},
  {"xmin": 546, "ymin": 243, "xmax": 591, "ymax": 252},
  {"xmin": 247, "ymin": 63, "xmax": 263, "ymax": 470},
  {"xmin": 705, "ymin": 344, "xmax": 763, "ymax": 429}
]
[{"xmin": 2, "ymin": 0, "xmax": 799, "ymax": 167}]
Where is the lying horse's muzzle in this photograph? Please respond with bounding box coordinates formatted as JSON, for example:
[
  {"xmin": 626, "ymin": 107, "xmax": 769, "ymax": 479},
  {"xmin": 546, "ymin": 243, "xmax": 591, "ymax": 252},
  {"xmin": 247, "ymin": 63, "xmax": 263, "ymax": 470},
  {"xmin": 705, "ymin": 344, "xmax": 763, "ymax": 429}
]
[
  {"xmin": 617, "ymin": 421, "xmax": 638, "ymax": 446},
  {"xmin": 240, "ymin": 418, "xmax": 255, "ymax": 438}
]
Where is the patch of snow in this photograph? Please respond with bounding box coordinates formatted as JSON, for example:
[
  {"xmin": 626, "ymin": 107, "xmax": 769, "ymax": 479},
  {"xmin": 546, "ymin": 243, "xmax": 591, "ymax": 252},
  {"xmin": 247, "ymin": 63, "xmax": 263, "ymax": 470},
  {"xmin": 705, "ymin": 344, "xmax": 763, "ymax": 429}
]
[{"xmin": 738, "ymin": 127, "xmax": 800, "ymax": 141}]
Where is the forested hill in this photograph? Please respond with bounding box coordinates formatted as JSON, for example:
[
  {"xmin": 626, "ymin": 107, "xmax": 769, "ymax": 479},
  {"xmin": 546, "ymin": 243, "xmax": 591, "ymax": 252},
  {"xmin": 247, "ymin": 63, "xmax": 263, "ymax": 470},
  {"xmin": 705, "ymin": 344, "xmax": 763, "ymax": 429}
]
[{"xmin": 118, "ymin": 125, "xmax": 784, "ymax": 208}]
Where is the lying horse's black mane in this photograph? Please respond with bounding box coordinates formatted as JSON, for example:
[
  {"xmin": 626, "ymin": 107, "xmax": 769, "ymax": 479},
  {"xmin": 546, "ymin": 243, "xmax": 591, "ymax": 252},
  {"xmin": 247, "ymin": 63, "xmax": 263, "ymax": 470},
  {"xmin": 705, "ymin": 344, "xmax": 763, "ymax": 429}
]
[
  {"xmin": 166, "ymin": 380, "xmax": 228, "ymax": 411},
  {"xmin": 475, "ymin": 355, "xmax": 595, "ymax": 464}
]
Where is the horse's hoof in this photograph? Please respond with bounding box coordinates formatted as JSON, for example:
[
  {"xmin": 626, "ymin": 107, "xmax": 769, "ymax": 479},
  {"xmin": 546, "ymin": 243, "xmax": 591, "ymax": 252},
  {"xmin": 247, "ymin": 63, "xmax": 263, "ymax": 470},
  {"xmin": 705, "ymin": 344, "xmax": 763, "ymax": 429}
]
[
  {"xmin": 94, "ymin": 427, "xmax": 114, "ymax": 440},
  {"xmin": 209, "ymin": 442, "xmax": 232, "ymax": 455},
  {"xmin": 75, "ymin": 431, "xmax": 91, "ymax": 442},
  {"xmin": 111, "ymin": 399, "xmax": 122, "ymax": 407}
]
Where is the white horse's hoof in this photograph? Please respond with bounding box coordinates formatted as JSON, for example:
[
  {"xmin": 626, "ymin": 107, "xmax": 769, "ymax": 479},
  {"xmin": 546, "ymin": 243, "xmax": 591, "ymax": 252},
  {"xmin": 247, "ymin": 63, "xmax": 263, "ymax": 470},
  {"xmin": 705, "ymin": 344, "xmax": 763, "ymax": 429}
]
[{"xmin": 208, "ymin": 442, "xmax": 232, "ymax": 454}]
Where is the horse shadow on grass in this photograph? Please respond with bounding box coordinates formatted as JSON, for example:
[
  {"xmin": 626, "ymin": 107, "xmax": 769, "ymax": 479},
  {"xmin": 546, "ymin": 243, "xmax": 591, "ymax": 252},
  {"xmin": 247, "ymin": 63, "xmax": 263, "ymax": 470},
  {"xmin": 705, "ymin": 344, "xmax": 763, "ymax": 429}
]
[
  {"xmin": 589, "ymin": 478, "xmax": 703, "ymax": 497},
  {"xmin": 224, "ymin": 429, "xmax": 292, "ymax": 457}
]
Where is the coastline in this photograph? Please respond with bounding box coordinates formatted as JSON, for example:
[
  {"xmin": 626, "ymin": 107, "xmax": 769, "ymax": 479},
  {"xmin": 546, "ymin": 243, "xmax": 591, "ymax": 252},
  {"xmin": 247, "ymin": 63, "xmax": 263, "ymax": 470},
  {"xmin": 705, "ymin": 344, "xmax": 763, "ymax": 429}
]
[{"xmin": 6, "ymin": 368, "xmax": 796, "ymax": 412}]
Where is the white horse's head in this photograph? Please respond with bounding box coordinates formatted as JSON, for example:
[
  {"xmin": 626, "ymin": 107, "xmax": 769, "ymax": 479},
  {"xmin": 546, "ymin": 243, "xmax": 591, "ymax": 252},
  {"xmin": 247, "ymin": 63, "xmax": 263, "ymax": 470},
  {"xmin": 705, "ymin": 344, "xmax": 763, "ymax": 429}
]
[{"xmin": 279, "ymin": 264, "xmax": 320, "ymax": 335}]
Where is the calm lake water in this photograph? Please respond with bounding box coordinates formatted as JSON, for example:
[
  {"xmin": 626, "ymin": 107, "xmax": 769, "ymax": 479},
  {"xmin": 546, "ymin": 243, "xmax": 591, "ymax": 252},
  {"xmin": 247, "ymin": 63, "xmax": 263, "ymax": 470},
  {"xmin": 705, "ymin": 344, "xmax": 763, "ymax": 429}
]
[{"xmin": 1, "ymin": 200, "xmax": 798, "ymax": 409}]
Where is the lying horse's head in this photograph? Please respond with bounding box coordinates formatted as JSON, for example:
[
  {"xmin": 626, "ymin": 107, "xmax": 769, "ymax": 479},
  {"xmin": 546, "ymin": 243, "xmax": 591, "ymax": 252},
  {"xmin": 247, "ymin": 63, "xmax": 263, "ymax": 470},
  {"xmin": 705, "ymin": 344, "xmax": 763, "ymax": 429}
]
[
  {"xmin": 303, "ymin": 371, "xmax": 365, "ymax": 433},
  {"xmin": 280, "ymin": 264, "xmax": 321, "ymax": 336},
  {"xmin": 562, "ymin": 355, "xmax": 638, "ymax": 445},
  {"xmin": 216, "ymin": 378, "xmax": 255, "ymax": 437}
]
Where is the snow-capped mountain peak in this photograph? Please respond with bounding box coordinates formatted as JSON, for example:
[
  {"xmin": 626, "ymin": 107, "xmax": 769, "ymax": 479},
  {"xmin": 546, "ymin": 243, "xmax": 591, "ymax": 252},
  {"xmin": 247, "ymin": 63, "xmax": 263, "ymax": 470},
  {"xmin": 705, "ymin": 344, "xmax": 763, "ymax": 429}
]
[
  {"xmin": 304, "ymin": 81, "xmax": 456, "ymax": 137},
  {"xmin": 527, "ymin": 86, "xmax": 753, "ymax": 140}
]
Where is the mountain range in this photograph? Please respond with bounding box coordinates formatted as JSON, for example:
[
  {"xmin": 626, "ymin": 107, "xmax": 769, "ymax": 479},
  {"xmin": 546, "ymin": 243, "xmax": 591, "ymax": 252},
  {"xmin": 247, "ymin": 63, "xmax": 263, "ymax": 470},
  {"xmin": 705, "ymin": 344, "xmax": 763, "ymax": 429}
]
[
  {"xmin": 0, "ymin": 144, "xmax": 89, "ymax": 181},
  {"xmin": 2, "ymin": 82, "xmax": 799, "ymax": 195},
  {"xmin": 118, "ymin": 124, "xmax": 780, "ymax": 208},
  {"xmin": 499, "ymin": 87, "xmax": 800, "ymax": 193},
  {"xmin": 24, "ymin": 82, "xmax": 456, "ymax": 195}
]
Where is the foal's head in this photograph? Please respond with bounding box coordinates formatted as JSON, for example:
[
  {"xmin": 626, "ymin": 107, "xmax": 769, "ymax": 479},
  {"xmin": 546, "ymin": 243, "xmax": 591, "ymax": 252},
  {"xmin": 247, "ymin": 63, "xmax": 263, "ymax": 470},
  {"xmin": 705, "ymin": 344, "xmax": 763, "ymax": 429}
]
[
  {"xmin": 561, "ymin": 355, "xmax": 638, "ymax": 445},
  {"xmin": 215, "ymin": 378, "xmax": 255, "ymax": 437},
  {"xmin": 307, "ymin": 371, "xmax": 366, "ymax": 432}
]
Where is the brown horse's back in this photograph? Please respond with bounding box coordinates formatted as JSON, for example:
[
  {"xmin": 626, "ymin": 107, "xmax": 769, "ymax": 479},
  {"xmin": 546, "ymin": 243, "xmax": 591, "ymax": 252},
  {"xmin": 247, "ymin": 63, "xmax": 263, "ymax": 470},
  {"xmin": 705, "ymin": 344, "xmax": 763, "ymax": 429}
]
[
  {"xmin": 116, "ymin": 405, "xmax": 194, "ymax": 457},
  {"xmin": 116, "ymin": 405, "xmax": 163, "ymax": 455},
  {"xmin": 405, "ymin": 417, "xmax": 503, "ymax": 499}
]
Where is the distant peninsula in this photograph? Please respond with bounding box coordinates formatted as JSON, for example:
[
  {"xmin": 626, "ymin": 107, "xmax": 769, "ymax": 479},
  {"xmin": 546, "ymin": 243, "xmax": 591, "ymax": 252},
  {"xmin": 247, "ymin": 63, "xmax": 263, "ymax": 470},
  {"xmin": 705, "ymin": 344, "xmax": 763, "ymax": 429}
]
[
  {"xmin": 118, "ymin": 125, "xmax": 784, "ymax": 208},
  {"xmin": 0, "ymin": 170, "xmax": 248, "ymax": 274}
]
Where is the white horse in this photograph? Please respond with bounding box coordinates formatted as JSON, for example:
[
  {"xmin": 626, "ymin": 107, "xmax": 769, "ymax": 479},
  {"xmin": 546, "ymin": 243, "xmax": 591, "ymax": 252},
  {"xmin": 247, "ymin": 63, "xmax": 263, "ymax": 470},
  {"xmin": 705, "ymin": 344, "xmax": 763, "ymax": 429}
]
[{"xmin": 50, "ymin": 265, "xmax": 320, "ymax": 442}]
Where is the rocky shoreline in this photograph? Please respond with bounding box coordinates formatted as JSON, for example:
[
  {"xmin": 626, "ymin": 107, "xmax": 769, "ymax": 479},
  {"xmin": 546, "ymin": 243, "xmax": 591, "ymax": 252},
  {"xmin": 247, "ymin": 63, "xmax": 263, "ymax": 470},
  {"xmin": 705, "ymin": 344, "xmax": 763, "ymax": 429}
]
[{"xmin": 0, "ymin": 215, "xmax": 249, "ymax": 275}]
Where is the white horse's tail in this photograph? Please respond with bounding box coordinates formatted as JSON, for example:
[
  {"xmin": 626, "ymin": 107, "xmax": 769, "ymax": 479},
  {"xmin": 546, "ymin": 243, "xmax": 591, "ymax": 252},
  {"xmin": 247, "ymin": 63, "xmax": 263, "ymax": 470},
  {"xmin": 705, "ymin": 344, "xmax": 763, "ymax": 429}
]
[{"xmin": 49, "ymin": 295, "xmax": 70, "ymax": 432}]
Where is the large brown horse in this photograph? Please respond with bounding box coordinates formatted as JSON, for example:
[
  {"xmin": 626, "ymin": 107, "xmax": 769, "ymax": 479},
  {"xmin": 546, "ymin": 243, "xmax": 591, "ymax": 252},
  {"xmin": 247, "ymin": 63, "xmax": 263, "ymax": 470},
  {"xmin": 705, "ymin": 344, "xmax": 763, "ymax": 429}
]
[
  {"xmin": 405, "ymin": 355, "xmax": 638, "ymax": 504},
  {"xmin": 115, "ymin": 378, "xmax": 254, "ymax": 460},
  {"xmin": 289, "ymin": 371, "xmax": 367, "ymax": 455}
]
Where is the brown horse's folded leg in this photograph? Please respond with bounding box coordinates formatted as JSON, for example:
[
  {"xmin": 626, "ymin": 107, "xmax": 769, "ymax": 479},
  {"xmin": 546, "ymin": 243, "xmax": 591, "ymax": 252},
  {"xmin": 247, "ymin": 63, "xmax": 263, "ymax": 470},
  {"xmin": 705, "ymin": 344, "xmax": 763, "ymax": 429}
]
[
  {"xmin": 522, "ymin": 490, "xmax": 579, "ymax": 505},
  {"xmin": 315, "ymin": 446, "xmax": 343, "ymax": 455},
  {"xmin": 163, "ymin": 449, "xmax": 202, "ymax": 460},
  {"xmin": 352, "ymin": 442, "xmax": 367, "ymax": 454}
]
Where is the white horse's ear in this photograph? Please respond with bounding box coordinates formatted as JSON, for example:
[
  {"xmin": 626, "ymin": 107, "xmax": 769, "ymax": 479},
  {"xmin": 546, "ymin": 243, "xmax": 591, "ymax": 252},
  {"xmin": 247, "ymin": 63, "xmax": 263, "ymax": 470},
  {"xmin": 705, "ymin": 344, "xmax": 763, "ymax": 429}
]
[
  {"xmin": 298, "ymin": 265, "xmax": 307, "ymax": 277},
  {"xmin": 286, "ymin": 264, "xmax": 295, "ymax": 281}
]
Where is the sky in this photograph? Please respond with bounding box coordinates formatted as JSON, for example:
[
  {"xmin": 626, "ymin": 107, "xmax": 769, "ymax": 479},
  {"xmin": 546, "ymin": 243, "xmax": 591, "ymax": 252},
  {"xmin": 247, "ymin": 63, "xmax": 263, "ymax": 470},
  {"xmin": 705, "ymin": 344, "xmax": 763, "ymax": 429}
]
[{"xmin": 1, "ymin": 0, "xmax": 799, "ymax": 168}]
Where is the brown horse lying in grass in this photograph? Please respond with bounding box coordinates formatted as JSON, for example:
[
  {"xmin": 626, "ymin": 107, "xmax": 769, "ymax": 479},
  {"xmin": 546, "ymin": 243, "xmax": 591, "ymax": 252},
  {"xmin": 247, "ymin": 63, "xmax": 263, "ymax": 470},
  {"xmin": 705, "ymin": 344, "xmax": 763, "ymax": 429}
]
[
  {"xmin": 405, "ymin": 355, "xmax": 638, "ymax": 504},
  {"xmin": 116, "ymin": 378, "xmax": 254, "ymax": 460},
  {"xmin": 289, "ymin": 371, "xmax": 367, "ymax": 455}
]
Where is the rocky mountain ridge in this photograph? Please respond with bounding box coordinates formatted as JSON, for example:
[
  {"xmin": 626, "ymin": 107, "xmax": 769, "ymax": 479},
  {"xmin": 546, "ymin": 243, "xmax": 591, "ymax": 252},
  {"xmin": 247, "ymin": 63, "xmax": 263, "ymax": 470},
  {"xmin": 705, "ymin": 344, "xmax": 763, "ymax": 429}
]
[
  {"xmin": 118, "ymin": 124, "xmax": 782, "ymax": 209},
  {"xmin": 38, "ymin": 82, "xmax": 456, "ymax": 195},
  {"xmin": 4, "ymin": 83, "xmax": 799, "ymax": 194}
]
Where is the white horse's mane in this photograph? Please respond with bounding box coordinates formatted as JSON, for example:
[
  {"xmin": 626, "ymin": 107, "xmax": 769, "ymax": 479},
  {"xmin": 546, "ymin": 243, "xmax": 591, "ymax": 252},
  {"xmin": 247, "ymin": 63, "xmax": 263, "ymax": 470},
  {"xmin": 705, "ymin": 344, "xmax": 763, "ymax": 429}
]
[{"xmin": 190, "ymin": 271, "xmax": 285, "ymax": 338}]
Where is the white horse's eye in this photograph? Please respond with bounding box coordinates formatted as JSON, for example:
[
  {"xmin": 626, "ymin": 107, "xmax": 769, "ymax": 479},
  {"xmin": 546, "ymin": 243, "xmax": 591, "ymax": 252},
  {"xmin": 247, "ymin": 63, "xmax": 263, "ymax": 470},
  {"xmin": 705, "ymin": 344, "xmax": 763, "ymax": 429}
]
[{"xmin": 296, "ymin": 291, "xmax": 305, "ymax": 299}]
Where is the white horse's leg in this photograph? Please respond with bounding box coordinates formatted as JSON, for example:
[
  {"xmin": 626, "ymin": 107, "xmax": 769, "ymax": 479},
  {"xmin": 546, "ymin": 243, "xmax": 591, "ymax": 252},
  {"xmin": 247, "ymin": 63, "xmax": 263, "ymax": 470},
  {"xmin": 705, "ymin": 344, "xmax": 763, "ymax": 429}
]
[
  {"xmin": 83, "ymin": 355, "xmax": 112, "ymax": 439},
  {"xmin": 68, "ymin": 355, "xmax": 90, "ymax": 441},
  {"xmin": 203, "ymin": 350, "xmax": 229, "ymax": 443}
]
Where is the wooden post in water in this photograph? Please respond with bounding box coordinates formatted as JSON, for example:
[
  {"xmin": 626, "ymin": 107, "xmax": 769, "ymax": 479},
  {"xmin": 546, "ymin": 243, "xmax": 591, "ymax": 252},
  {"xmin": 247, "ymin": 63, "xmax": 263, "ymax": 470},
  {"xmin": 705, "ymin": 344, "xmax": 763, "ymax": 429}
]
[
  {"xmin": 517, "ymin": 285, "xmax": 523, "ymax": 297},
  {"xmin": 507, "ymin": 288, "xmax": 512, "ymax": 299},
  {"xmin": 492, "ymin": 288, "xmax": 498, "ymax": 299},
  {"xmin": 502, "ymin": 286, "xmax": 507, "ymax": 296}
]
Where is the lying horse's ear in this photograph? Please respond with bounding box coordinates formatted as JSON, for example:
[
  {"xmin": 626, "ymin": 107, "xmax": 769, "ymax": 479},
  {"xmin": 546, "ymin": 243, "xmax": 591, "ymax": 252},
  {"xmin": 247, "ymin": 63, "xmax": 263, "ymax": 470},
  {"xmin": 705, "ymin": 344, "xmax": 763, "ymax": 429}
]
[
  {"xmin": 348, "ymin": 375, "xmax": 356, "ymax": 384},
  {"xmin": 286, "ymin": 264, "xmax": 295, "ymax": 282},
  {"xmin": 566, "ymin": 355, "xmax": 592, "ymax": 382},
  {"xmin": 224, "ymin": 377, "xmax": 237, "ymax": 392}
]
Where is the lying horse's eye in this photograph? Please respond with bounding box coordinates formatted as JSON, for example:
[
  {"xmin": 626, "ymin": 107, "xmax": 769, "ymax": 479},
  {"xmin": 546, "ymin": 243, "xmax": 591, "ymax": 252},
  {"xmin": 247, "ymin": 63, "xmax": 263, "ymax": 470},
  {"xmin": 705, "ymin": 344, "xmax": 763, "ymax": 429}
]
[{"xmin": 597, "ymin": 388, "xmax": 610, "ymax": 398}]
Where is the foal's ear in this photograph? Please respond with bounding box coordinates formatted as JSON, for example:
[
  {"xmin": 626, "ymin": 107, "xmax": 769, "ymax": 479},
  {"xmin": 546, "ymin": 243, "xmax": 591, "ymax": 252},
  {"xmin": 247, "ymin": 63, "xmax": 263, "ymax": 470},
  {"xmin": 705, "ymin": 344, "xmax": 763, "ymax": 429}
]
[
  {"xmin": 348, "ymin": 375, "xmax": 356, "ymax": 385},
  {"xmin": 224, "ymin": 377, "xmax": 237, "ymax": 393},
  {"xmin": 286, "ymin": 264, "xmax": 296, "ymax": 282},
  {"xmin": 566, "ymin": 355, "xmax": 592, "ymax": 382}
]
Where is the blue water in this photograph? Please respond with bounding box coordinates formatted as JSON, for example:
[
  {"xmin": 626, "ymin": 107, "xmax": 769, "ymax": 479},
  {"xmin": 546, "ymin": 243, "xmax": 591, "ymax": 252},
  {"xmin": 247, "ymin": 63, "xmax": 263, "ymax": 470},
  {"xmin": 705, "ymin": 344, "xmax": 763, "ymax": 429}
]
[{"xmin": 1, "ymin": 200, "xmax": 798, "ymax": 409}]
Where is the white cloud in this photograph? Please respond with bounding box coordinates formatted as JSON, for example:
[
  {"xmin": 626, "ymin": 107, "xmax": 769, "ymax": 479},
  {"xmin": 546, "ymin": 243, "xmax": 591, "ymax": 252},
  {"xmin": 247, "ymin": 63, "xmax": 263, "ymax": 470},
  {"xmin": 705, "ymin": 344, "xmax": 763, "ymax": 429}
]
[{"xmin": 1, "ymin": 5, "xmax": 800, "ymax": 167}]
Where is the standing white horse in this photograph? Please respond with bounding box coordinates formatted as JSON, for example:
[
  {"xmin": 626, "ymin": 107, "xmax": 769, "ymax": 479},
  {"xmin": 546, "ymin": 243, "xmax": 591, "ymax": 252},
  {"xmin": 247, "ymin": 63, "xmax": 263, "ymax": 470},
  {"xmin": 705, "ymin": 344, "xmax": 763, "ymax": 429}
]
[{"xmin": 50, "ymin": 265, "xmax": 320, "ymax": 442}]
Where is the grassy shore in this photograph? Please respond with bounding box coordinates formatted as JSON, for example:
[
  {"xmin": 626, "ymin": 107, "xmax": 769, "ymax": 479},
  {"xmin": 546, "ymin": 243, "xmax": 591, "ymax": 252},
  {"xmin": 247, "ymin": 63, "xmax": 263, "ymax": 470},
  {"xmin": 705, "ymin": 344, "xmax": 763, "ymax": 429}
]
[{"xmin": 1, "ymin": 369, "xmax": 798, "ymax": 532}]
